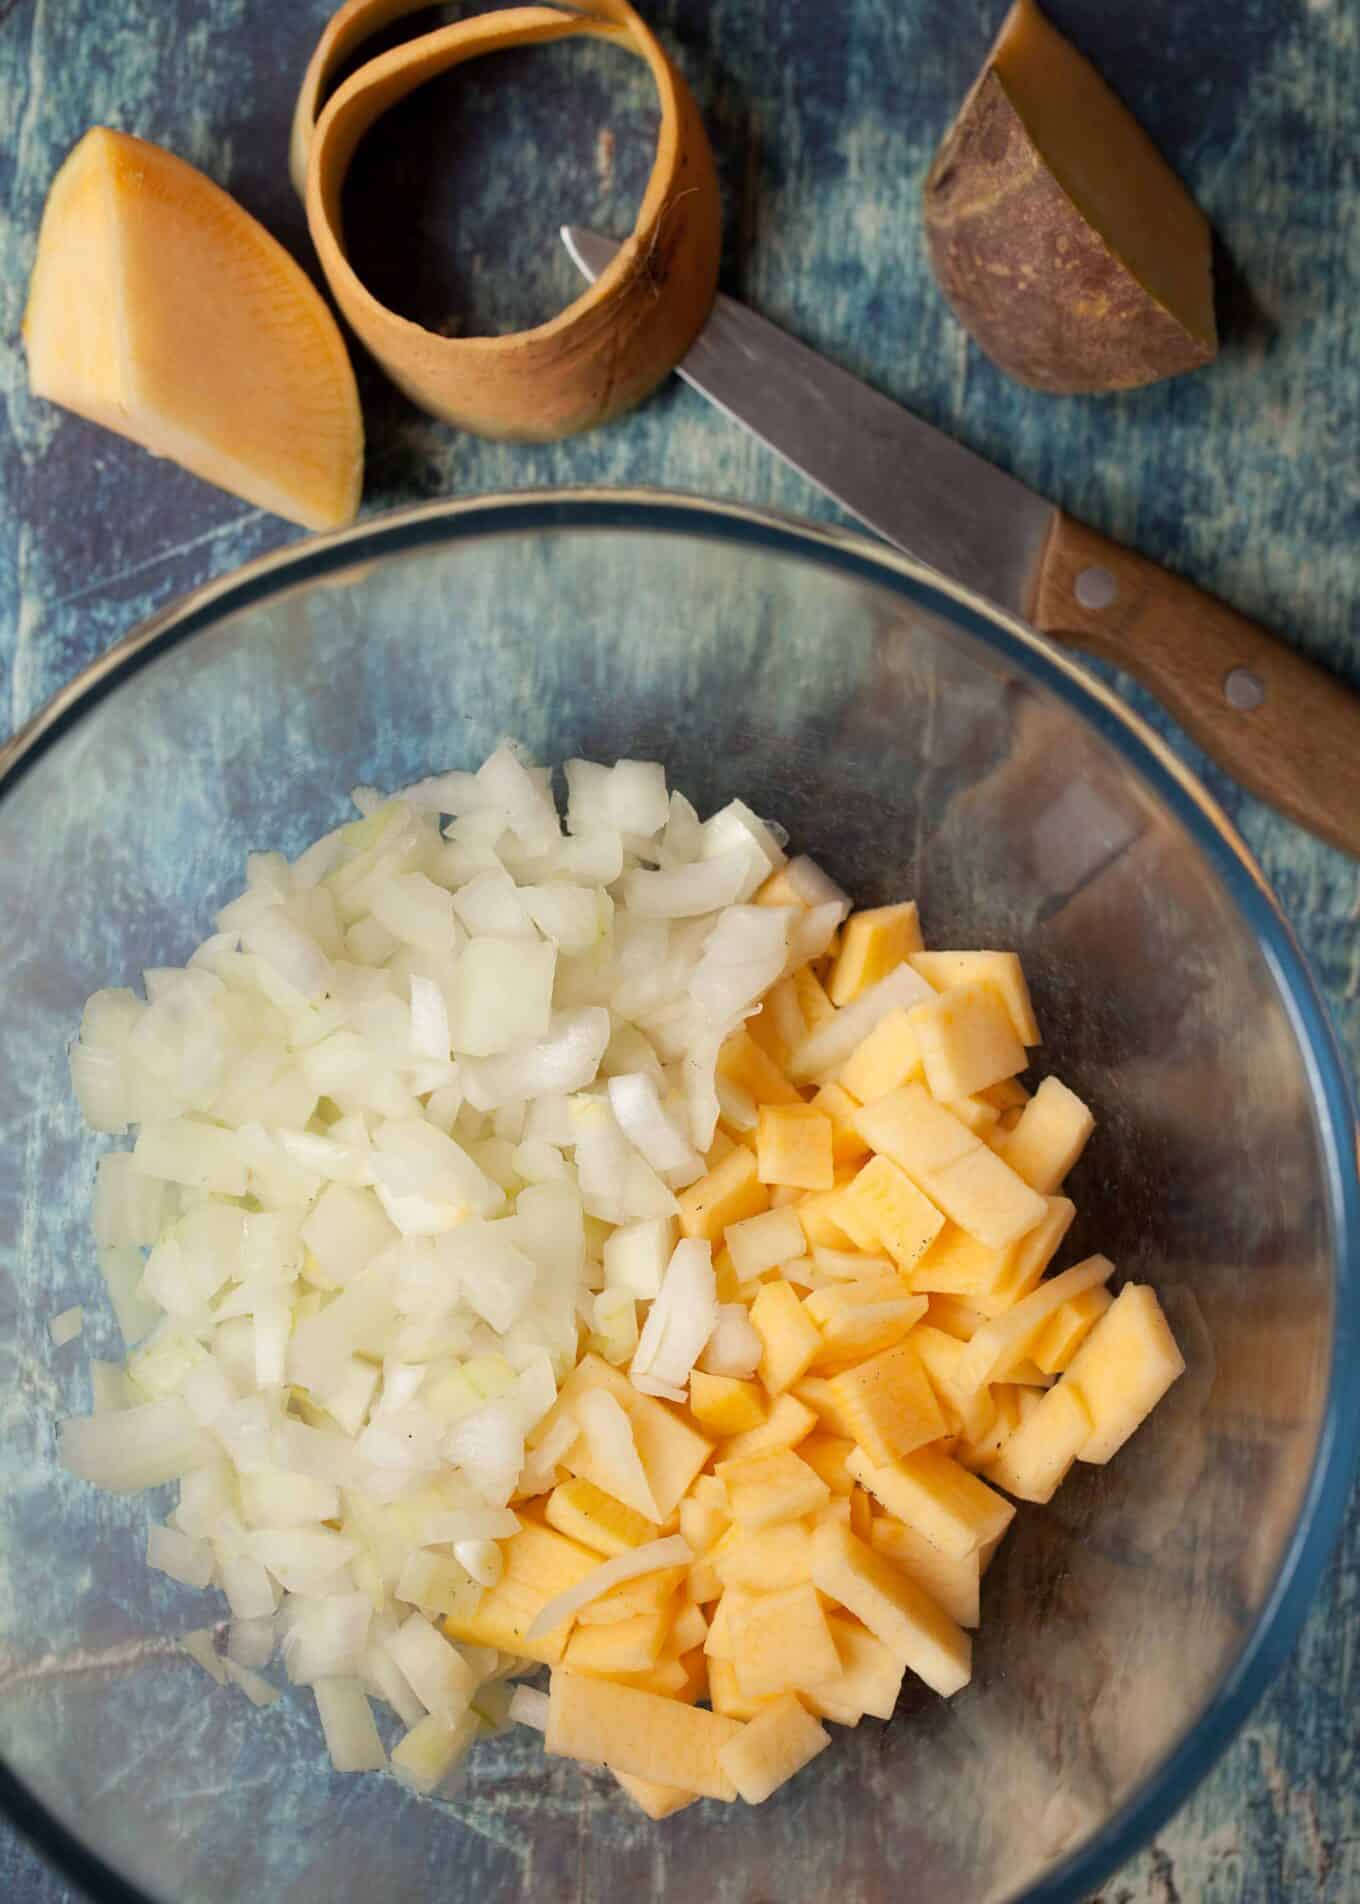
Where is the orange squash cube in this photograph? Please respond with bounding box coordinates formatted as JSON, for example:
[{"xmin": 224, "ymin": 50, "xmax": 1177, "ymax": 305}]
[
  {"xmin": 955, "ymin": 1255, "xmax": 1116, "ymax": 1392},
  {"xmin": 689, "ymin": 1370, "xmax": 769, "ymax": 1437},
  {"xmin": 825, "ymin": 1338, "xmax": 948, "ymax": 1467},
  {"xmin": 532, "ymin": 1354, "xmax": 712, "ymax": 1521},
  {"xmin": 563, "ymin": 1605, "xmax": 671, "ymax": 1675},
  {"xmin": 1029, "ymin": 1283, "xmax": 1114, "ymax": 1374},
  {"xmin": 731, "ymin": 1581, "xmax": 842, "ymax": 1700},
  {"xmin": 837, "ymin": 1007, "xmax": 924, "ymax": 1104},
  {"xmin": 810, "ymin": 1520, "xmax": 971, "ymax": 1697},
  {"xmin": 908, "ymin": 950, "xmax": 1041, "ymax": 1046},
  {"xmin": 677, "ymin": 1145, "xmax": 769, "ymax": 1242},
  {"xmin": 612, "ymin": 1771, "xmax": 698, "ymax": 1819},
  {"xmin": 854, "ymin": 1084, "xmax": 1046, "ymax": 1250},
  {"xmin": 803, "ymin": 1611, "xmax": 906, "ymax": 1723},
  {"xmin": 544, "ymin": 1476, "xmax": 660, "ymax": 1557},
  {"xmin": 907, "ymin": 980, "xmax": 1027, "ymax": 1103},
  {"xmin": 718, "ymin": 1391, "xmax": 818, "ymax": 1461},
  {"xmin": 829, "ymin": 903, "xmax": 925, "ymax": 1005},
  {"xmin": 756, "ymin": 1104, "xmax": 835, "ymax": 1191},
  {"xmin": 910, "ymin": 1322, "xmax": 998, "ymax": 1443},
  {"xmin": 1062, "ymin": 1283, "xmax": 1184, "ymax": 1463},
  {"xmin": 993, "ymin": 1075, "xmax": 1095, "ymax": 1193},
  {"xmin": 796, "ymin": 1431, "xmax": 857, "ymax": 1495},
  {"xmin": 809, "ymin": 1081, "xmax": 872, "ymax": 1165},
  {"xmin": 794, "ymin": 1185, "xmax": 857, "ymax": 1249},
  {"xmin": 546, "ymin": 1670, "xmax": 743, "ymax": 1801},
  {"xmin": 707, "ymin": 1655, "xmax": 776, "ymax": 1720},
  {"xmin": 716, "ymin": 1029, "xmax": 801, "ymax": 1106},
  {"xmin": 717, "ymin": 1447, "xmax": 830, "ymax": 1529},
  {"xmin": 985, "ymin": 1380, "xmax": 1093, "ymax": 1502},
  {"xmin": 712, "ymin": 1521, "xmax": 815, "ymax": 1592},
  {"xmin": 846, "ymin": 1445, "xmax": 1014, "ymax": 1559},
  {"xmin": 869, "ymin": 1515, "xmax": 981, "ymax": 1628},
  {"xmin": 718, "ymin": 1692, "xmax": 830, "ymax": 1804},
  {"xmin": 911, "ymin": 1195, "xmax": 1073, "ymax": 1316},
  {"xmin": 804, "ymin": 1277, "xmax": 927, "ymax": 1371},
  {"xmin": 442, "ymin": 1520, "xmax": 600, "ymax": 1664},
  {"xmin": 793, "ymin": 964, "xmax": 837, "ymax": 1031},
  {"xmin": 750, "ymin": 1279, "xmax": 823, "ymax": 1395},
  {"xmin": 944, "ymin": 1093, "xmax": 1002, "ymax": 1135},
  {"xmin": 833, "ymin": 1153, "xmax": 946, "ymax": 1271},
  {"xmin": 925, "ymin": 1293, "xmax": 990, "ymax": 1341}
]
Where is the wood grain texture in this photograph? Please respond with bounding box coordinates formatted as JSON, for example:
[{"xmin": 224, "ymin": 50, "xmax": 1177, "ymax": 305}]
[
  {"xmin": 1, "ymin": 0, "xmax": 1358, "ymax": 1899},
  {"xmin": 1031, "ymin": 512, "xmax": 1360, "ymax": 857}
]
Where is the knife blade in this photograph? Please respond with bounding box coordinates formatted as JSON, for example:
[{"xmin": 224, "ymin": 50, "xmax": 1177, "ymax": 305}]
[
  {"xmin": 564, "ymin": 224, "xmax": 1050, "ymax": 618},
  {"xmin": 562, "ymin": 225, "xmax": 1360, "ymax": 860}
]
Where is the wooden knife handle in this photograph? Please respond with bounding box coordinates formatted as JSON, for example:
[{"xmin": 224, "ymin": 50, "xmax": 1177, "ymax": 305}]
[{"xmin": 1028, "ymin": 512, "xmax": 1360, "ymax": 859}]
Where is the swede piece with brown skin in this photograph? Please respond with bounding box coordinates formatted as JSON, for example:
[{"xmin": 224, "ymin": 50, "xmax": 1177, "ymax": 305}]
[{"xmin": 922, "ymin": 0, "xmax": 1216, "ymax": 394}]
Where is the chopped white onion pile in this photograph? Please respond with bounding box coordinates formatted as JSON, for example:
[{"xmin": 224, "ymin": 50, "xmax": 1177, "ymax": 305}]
[{"xmin": 62, "ymin": 745, "xmax": 848, "ymax": 1783}]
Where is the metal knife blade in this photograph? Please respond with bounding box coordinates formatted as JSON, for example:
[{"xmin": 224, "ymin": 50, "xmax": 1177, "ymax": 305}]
[
  {"xmin": 560, "ymin": 225, "xmax": 1360, "ymax": 859},
  {"xmin": 561, "ymin": 224, "xmax": 1054, "ymax": 617}
]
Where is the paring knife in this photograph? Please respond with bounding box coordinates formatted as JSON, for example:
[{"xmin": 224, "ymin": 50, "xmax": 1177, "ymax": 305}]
[{"xmin": 563, "ymin": 226, "xmax": 1360, "ymax": 860}]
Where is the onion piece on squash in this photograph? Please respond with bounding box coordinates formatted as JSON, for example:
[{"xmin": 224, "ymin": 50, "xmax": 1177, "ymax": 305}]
[
  {"xmin": 525, "ymin": 1534, "xmax": 692, "ymax": 1641},
  {"xmin": 575, "ymin": 1388, "xmax": 661, "ymax": 1522}
]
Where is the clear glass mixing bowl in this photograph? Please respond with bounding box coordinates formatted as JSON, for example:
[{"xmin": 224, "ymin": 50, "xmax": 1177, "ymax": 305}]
[{"xmin": 1, "ymin": 492, "xmax": 1355, "ymax": 1904}]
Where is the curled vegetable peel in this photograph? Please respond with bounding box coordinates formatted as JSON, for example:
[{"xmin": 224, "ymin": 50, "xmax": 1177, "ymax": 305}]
[{"xmin": 295, "ymin": 0, "xmax": 721, "ymax": 439}]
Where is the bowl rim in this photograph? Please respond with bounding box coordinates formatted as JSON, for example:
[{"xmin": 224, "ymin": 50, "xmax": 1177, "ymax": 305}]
[{"xmin": 3, "ymin": 486, "xmax": 1356, "ymax": 1904}]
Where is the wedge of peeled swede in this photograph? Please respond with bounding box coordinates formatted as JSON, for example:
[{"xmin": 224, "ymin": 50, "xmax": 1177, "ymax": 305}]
[{"xmin": 24, "ymin": 129, "xmax": 362, "ymax": 529}]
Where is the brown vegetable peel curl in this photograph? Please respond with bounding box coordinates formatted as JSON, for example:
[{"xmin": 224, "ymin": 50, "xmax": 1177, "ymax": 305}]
[{"xmin": 294, "ymin": 0, "xmax": 721, "ymax": 440}]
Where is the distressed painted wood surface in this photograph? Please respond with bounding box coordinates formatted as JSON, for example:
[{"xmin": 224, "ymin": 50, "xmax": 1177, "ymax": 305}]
[{"xmin": 1, "ymin": 0, "xmax": 1357, "ymax": 1898}]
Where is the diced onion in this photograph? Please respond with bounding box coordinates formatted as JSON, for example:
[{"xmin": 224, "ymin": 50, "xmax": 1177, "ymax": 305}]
[
  {"xmin": 622, "ymin": 851, "xmax": 758, "ymax": 921},
  {"xmin": 689, "ymin": 907, "xmax": 791, "ymax": 1021},
  {"xmin": 575, "ymin": 1388, "xmax": 659, "ymax": 1521},
  {"xmin": 148, "ymin": 1523, "xmax": 214, "ymax": 1589},
  {"xmin": 314, "ymin": 1678, "xmax": 386, "ymax": 1772},
  {"xmin": 60, "ymin": 1401, "xmax": 217, "ymax": 1492},
  {"xmin": 223, "ymin": 1658, "xmax": 282, "ymax": 1707},
  {"xmin": 283, "ymin": 1592, "xmax": 373, "ymax": 1683},
  {"xmin": 508, "ymin": 1685, "xmax": 550, "ymax": 1732},
  {"xmin": 387, "ymin": 1612, "xmax": 477, "ymax": 1723},
  {"xmin": 517, "ymin": 1415, "xmax": 579, "ymax": 1497},
  {"xmin": 228, "ymin": 1619, "xmax": 276, "ymax": 1670},
  {"xmin": 180, "ymin": 1629, "xmax": 228, "ymax": 1685},
  {"xmin": 700, "ymin": 799, "xmax": 787, "ymax": 880},
  {"xmin": 700, "ymin": 1305, "xmax": 763, "ymax": 1380},
  {"xmin": 602, "ymin": 1217, "xmax": 674, "ymax": 1299},
  {"xmin": 606, "ymin": 1073, "xmax": 703, "ymax": 1184},
  {"xmin": 452, "ymin": 1538, "xmax": 504, "ymax": 1588},
  {"xmin": 787, "ymin": 962, "xmax": 936, "ymax": 1081},
  {"xmin": 391, "ymin": 1709, "xmax": 479, "ymax": 1795},
  {"xmin": 64, "ymin": 745, "xmax": 848, "ymax": 1788},
  {"xmin": 443, "ymin": 1400, "xmax": 524, "ymax": 1508},
  {"xmin": 631, "ymin": 1238, "xmax": 718, "ymax": 1394},
  {"xmin": 49, "ymin": 1306, "xmax": 85, "ymax": 1347}
]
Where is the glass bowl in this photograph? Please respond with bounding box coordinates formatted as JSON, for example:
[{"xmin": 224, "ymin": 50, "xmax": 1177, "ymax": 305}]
[{"xmin": 1, "ymin": 492, "xmax": 1355, "ymax": 1904}]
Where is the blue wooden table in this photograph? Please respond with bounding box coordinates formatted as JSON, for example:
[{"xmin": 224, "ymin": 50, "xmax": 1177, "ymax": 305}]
[{"xmin": 2, "ymin": 0, "xmax": 1357, "ymax": 1897}]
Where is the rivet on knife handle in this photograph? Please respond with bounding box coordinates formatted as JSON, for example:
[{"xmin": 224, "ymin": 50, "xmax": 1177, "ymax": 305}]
[{"xmin": 1028, "ymin": 513, "xmax": 1360, "ymax": 859}]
